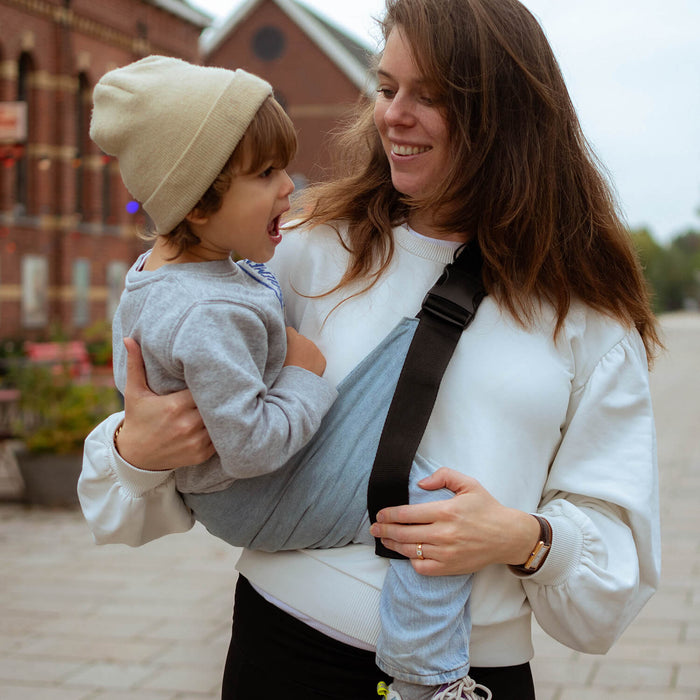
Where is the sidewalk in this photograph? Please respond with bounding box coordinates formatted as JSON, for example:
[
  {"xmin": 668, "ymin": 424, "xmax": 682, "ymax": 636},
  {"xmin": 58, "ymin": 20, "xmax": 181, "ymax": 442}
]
[{"xmin": 1, "ymin": 313, "xmax": 699, "ymax": 699}]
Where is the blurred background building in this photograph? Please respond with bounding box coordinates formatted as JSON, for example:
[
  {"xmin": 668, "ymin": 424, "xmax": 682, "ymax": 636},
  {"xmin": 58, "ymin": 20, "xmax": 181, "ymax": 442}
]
[{"xmin": 0, "ymin": 0, "xmax": 373, "ymax": 343}]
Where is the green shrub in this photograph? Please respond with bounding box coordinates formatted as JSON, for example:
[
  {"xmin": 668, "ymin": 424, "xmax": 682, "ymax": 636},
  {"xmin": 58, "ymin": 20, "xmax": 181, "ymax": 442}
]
[{"xmin": 11, "ymin": 363, "xmax": 120, "ymax": 454}]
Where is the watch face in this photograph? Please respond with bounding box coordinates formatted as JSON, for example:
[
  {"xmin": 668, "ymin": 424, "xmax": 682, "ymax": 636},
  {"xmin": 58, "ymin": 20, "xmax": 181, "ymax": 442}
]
[{"xmin": 525, "ymin": 542, "xmax": 550, "ymax": 570}]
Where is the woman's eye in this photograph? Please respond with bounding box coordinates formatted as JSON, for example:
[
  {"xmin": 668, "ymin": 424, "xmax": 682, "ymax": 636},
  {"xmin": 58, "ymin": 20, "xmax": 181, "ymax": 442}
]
[
  {"xmin": 377, "ymin": 87, "xmax": 395, "ymax": 99},
  {"xmin": 418, "ymin": 93, "xmax": 438, "ymax": 106}
]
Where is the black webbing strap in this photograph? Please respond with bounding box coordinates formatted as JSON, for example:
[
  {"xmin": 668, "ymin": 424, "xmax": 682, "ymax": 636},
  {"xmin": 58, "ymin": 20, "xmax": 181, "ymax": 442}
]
[{"xmin": 367, "ymin": 239, "xmax": 486, "ymax": 558}]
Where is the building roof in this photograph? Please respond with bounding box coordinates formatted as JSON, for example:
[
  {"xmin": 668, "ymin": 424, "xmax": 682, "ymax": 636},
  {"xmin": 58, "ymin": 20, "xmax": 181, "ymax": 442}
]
[
  {"xmin": 201, "ymin": 0, "xmax": 375, "ymax": 95},
  {"xmin": 146, "ymin": 0, "xmax": 212, "ymax": 28}
]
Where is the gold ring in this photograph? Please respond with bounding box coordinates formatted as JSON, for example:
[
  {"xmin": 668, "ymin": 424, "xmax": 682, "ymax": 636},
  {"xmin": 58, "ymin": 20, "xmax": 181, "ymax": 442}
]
[{"xmin": 416, "ymin": 543, "xmax": 424, "ymax": 560}]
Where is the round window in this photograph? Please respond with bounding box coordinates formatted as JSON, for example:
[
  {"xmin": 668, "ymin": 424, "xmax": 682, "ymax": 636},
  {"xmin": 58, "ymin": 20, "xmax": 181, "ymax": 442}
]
[{"xmin": 252, "ymin": 26, "xmax": 286, "ymax": 61}]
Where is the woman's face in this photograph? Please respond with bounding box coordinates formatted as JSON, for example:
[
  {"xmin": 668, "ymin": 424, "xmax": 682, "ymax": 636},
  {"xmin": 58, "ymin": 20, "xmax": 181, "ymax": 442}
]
[{"xmin": 373, "ymin": 27, "xmax": 451, "ymax": 206}]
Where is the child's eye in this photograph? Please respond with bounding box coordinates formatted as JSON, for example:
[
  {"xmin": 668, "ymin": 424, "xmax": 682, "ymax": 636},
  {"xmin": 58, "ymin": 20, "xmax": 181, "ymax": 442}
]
[{"xmin": 259, "ymin": 166, "xmax": 274, "ymax": 179}]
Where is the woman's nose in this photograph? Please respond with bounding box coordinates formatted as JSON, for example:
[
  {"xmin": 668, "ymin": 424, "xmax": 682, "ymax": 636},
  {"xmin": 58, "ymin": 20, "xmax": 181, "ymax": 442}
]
[{"xmin": 384, "ymin": 94, "xmax": 414, "ymax": 127}]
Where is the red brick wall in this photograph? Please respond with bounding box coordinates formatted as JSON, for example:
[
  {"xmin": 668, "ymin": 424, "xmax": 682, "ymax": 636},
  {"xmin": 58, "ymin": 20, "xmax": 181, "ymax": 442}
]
[
  {"xmin": 206, "ymin": 1, "xmax": 367, "ymax": 183},
  {"xmin": 0, "ymin": 0, "xmax": 205, "ymax": 340},
  {"xmin": 0, "ymin": 0, "xmax": 372, "ymax": 343}
]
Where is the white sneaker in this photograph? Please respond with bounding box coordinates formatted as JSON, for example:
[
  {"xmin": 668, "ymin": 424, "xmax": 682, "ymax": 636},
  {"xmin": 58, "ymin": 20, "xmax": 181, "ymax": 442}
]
[
  {"xmin": 377, "ymin": 681, "xmax": 404, "ymax": 699},
  {"xmin": 378, "ymin": 677, "xmax": 491, "ymax": 700},
  {"xmin": 433, "ymin": 676, "xmax": 492, "ymax": 700}
]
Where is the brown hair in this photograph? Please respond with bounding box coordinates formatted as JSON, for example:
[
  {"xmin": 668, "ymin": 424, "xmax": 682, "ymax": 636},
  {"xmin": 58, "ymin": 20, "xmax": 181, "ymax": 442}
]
[
  {"xmin": 295, "ymin": 0, "xmax": 661, "ymax": 362},
  {"xmin": 143, "ymin": 96, "xmax": 297, "ymax": 256}
]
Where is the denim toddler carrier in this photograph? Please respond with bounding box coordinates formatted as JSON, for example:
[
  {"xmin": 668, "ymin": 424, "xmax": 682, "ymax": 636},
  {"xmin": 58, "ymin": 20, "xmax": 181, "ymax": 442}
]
[
  {"xmin": 184, "ymin": 240, "xmax": 486, "ymax": 684},
  {"xmin": 183, "ymin": 240, "xmax": 485, "ymax": 553},
  {"xmin": 184, "ymin": 316, "xmax": 420, "ymax": 549}
]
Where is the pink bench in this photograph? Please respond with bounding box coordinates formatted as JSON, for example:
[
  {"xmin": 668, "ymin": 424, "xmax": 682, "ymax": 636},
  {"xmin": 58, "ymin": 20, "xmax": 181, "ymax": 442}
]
[{"xmin": 24, "ymin": 341, "xmax": 91, "ymax": 380}]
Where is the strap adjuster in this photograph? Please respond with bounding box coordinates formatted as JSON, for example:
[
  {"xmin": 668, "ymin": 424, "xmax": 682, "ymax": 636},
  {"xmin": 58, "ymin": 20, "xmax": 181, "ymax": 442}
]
[
  {"xmin": 421, "ymin": 290, "xmax": 474, "ymax": 328},
  {"xmin": 420, "ymin": 265, "xmax": 483, "ymax": 329}
]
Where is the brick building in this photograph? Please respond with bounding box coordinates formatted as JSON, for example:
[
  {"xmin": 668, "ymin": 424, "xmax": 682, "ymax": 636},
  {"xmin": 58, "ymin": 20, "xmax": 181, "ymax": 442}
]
[
  {"xmin": 0, "ymin": 0, "xmax": 209, "ymax": 343},
  {"xmin": 0, "ymin": 0, "xmax": 373, "ymax": 344},
  {"xmin": 203, "ymin": 0, "xmax": 374, "ymax": 186}
]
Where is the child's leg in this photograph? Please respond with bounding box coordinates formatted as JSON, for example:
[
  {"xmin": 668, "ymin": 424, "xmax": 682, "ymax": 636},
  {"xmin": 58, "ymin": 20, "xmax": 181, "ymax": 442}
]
[{"xmin": 375, "ymin": 454, "xmax": 473, "ymax": 693}]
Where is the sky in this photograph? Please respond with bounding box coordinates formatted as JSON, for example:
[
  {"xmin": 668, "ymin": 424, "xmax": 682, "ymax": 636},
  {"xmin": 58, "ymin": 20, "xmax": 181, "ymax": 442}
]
[{"xmin": 190, "ymin": 0, "xmax": 700, "ymax": 244}]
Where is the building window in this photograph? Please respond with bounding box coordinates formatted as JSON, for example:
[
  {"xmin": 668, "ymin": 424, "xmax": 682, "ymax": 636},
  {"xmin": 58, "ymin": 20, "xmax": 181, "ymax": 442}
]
[
  {"xmin": 21, "ymin": 255, "xmax": 48, "ymax": 328},
  {"xmin": 252, "ymin": 26, "xmax": 286, "ymax": 61},
  {"xmin": 75, "ymin": 73, "xmax": 90, "ymax": 218},
  {"xmin": 106, "ymin": 261, "xmax": 128, "ymax": 321},
  {"xmin": 15, "ymin": 53, "xmax": 32, "ymax": 214},
  {"xmin": 73, "ymin": 258, "xmax": 90, "ymax": 327}
]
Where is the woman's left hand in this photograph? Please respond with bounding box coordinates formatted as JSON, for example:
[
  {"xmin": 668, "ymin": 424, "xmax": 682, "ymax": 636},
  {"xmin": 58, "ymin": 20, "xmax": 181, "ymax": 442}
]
[{"xmin": 369, "ymin": 467, "xmax": 540, "ymax": 576}]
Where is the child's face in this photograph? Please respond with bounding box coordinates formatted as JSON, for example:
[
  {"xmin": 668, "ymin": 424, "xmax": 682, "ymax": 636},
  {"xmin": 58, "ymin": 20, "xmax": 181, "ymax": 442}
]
[{"xmin": 187, "ymin": 165, "xmax": 294, "ymax": 263}]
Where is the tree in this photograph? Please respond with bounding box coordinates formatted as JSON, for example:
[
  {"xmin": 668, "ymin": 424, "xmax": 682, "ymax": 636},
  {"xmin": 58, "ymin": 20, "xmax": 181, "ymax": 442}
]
[
  {"xmin": 669, "ymin": 230, "xmax": 700, "ymax": 309},
  {"xmin": 630, "ymin": 227, "xmax": 700, "ymax": 313}
]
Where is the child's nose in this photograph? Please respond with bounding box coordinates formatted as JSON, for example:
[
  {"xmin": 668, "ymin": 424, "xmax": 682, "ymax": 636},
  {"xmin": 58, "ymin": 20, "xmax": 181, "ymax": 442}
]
[{"xmin": 281, "ymin": 170, "xmax": 295, "ymax": 197}]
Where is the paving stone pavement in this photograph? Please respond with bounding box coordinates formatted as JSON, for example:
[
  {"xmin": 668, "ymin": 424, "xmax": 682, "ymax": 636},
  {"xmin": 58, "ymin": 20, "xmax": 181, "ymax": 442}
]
[{"xmin": 1, "ymin": 312, "xmax": 698, "ymax": 699}]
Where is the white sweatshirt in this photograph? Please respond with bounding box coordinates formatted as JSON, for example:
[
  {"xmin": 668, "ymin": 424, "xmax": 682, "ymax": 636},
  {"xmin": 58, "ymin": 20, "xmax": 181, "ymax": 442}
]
[{"xmin": 78, "ymin": 223, "xmax": 660, "ymax": 667}]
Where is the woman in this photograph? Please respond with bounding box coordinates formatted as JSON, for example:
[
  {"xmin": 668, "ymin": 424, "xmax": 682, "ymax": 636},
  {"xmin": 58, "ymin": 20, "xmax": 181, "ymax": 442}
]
[{"xmin": 79, "ymin": 1, "xmax": 661, "ymax": 698}]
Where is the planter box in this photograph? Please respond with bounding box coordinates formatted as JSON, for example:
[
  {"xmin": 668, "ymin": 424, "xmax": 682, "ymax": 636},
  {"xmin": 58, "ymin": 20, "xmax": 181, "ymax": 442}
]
[{"xmin": 15, "ymin": 450, "xmax": 82, "ymax": 507}]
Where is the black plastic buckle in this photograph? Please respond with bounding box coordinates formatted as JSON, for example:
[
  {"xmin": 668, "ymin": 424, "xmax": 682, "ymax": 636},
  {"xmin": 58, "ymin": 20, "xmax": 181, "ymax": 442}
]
[
  {"xmin": 421, "ymin": 290, "xmax": 474, "ymax": 328},
  {"xmin": 420, "ymin": 265, "xmax": 480, "ymax": 329}
]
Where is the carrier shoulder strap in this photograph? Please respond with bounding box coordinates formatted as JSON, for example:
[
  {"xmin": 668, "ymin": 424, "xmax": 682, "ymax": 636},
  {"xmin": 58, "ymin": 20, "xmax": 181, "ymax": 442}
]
[{"xmin": 367, "ymin": 239, "xmax": 486, "ymax": 559}]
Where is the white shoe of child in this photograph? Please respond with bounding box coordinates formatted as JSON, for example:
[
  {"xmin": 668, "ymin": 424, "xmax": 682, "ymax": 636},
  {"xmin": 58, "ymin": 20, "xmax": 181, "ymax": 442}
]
[
  {"xmin": 377, "ymin": 677, "xmax": 491, "ymax": 700},
  {"xmin": 432, "ymin": 676, "xmax": 492, "ymax": 699},
  {"xmin": 377, "ymin": 681, "xmax": 404, "ymax": 699}
]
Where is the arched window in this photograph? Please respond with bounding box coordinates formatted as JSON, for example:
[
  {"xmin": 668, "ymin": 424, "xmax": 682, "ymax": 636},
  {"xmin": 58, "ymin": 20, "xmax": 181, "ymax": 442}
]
[
  {"xmin": 0, "ymin": 45, "xmax": 6, "ymax": 212},
  {"xmin": 75, "ymin": 72, "xmax": 90, "ymax": 218},
  {"xmin": 15, "ymin": 52, "xmax": 32, "ymax": 214}
]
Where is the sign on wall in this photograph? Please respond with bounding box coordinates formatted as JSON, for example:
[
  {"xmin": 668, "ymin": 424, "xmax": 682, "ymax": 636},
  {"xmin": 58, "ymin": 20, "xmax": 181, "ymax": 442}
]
[{"xmin": 0, "ymin": 102, "xmax": 28, "ymax": 143}]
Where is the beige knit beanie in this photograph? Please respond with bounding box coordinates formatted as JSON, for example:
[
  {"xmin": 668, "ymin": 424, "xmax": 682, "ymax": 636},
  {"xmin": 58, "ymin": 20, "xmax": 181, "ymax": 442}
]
[{"xmin": 90, "ymin": 55, "xmax": 272, "ymax": 233}]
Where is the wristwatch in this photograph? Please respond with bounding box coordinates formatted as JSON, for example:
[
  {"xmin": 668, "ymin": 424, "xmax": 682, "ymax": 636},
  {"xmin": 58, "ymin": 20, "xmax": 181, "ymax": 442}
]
[
  {"xmin": 510, "ymin": 514, "xmax": 552, "ymax": 574},
  {"xmin": 113, "ymin": 420, "xmax": 124, "ymax": 455}
]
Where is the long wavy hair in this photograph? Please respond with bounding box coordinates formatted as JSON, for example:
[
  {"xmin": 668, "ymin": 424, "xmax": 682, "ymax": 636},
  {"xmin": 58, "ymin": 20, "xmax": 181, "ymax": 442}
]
[{"xmin": 295, "ymin": 0, "xmax": 660, "ymax": 362}]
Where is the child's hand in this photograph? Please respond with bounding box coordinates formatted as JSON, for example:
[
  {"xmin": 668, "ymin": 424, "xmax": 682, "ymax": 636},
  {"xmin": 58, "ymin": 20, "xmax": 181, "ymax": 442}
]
[{"xmin": 283, "ymin": 327, "xmax": 327, "ymax": 377}]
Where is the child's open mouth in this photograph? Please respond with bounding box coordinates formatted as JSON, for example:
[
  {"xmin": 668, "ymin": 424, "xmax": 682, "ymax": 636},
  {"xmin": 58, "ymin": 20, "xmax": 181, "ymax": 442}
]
[{"xmin": 267, "ymin": 215, "xmax": 283, "ymax": 245}]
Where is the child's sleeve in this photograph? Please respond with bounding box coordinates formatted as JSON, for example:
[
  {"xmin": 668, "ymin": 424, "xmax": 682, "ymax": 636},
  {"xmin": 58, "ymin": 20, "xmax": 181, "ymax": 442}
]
[{"xmin": 174, "ymin": 301, "xmax": 337, "ymax": 479}]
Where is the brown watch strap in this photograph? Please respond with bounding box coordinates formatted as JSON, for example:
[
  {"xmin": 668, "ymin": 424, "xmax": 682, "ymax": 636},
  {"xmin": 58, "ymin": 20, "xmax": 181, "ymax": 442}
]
[{"xmin": 509, "ymin": 514, "xmax": 552, "ymax": 575}]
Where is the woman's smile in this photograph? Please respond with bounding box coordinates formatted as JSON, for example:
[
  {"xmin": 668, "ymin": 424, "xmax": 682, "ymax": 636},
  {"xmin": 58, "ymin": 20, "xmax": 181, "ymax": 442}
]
[{"xmin": 390, "ymin": 142, "xmax": 433, "ymax": 157}]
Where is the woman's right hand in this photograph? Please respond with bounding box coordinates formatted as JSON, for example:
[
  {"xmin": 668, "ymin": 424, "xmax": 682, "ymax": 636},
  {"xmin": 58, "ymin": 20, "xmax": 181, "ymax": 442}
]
[
  {"xmin": 114, "ymin": 337, "xmax": 215, "ymax": 471},
  {"xmin": 370, "ymin": 467, "xmax": 540, "ymax": 576}
]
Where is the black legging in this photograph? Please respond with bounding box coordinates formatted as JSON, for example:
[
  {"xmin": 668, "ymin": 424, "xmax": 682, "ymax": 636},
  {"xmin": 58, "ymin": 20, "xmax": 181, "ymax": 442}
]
[{"xmin": 222, "ymin": 576, "xmax": 536, "ymax": 699}]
